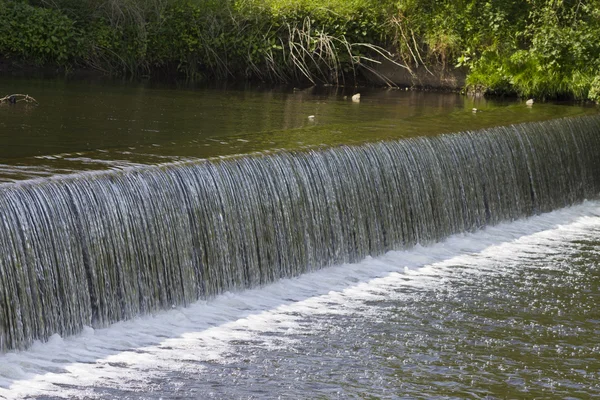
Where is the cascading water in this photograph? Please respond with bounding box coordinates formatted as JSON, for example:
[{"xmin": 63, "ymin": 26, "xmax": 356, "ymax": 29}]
[{"xmin": 1, "ymin": 115, "xmax": 599, "ymax": 352}]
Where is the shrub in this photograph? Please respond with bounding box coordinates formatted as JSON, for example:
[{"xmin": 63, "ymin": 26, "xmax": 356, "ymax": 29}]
[{"xmin": 0, "ymin": 1, "xmax": 83, "ymax": 65}]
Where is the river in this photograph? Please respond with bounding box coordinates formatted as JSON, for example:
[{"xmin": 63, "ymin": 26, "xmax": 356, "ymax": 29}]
[{"xmin": 0, "ymin": 77, "xmax": 598, "ymax": 399}]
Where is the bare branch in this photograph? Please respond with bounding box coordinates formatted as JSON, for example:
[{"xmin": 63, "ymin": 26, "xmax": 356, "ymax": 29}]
[{"xmin": 0, "ymin": 94, "xmax": 39, "ymax": 105}]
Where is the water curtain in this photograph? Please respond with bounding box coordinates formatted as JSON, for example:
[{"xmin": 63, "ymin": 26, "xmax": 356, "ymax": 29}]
[{"xmin": 1, "ymin": 116, "xmax": 599, "ymax": 351}]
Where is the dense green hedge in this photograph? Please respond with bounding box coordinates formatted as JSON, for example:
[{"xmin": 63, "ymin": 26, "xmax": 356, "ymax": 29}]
[{"xmin": 1, "ymin": 0, "xmax": 599, "ymax": 101}]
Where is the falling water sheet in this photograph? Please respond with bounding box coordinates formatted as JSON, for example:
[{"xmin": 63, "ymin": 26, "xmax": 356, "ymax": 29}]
[{"xmin": 0, "ymin": 200, "xmax": 599, "ymax": 399}]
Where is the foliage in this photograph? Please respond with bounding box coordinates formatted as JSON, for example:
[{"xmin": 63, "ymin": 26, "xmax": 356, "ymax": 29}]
[
  {"xmin": 385, "ymin": 0, "xmax": 600, "ymax": 101},
  {"xmin": 1, "ymin": 0, "xmax": 398, "ymax": 83},
  {"xmin": 0, "ymin": 0, "xmax": 83, "ymax": 65},
  {"xmin": 589, "ymin": 76, "xmax": 600, "ymax": 103},
  {"xmin": 463, "ymin": 0, "xmax": 600, "ymax": 100},
  {"xmin": 1, "ymin": 0, "xmax": 599, "ymax": 100}
]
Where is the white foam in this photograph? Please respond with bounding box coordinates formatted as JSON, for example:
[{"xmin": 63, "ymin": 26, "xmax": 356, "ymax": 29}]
[{"xmin": 1, "ymin": 201, "xmax": 599, "ymax": 399}]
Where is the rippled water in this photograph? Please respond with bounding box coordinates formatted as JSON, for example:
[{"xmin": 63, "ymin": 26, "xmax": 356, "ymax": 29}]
[{"xmin": 1, "ymin": 201, "xmax": 598, "ymax": 399}]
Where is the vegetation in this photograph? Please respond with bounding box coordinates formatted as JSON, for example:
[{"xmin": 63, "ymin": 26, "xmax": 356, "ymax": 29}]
[{"xmin": 0, "ymin": 0, "xmax": 599, "ymax": 101}]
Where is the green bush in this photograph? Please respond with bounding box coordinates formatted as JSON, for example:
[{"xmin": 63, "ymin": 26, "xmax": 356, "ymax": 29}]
[
  {"xmin": 0, "ymin": 0, "xmax": 83, "ymax": 65},
  {"xmin": 462, "ymin": 0, "xmax": 600, "ymax": 100}
]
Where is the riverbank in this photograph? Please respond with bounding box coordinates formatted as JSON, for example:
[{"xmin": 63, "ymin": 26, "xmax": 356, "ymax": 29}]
[{"xmin": 1, "ymin": 0, "xmax": 598, "ymax": 101}]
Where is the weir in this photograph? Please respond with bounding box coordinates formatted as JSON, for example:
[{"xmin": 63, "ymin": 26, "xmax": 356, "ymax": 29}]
[{"xmin": 1, "ymin": 116, "xmax": 599, "ymax": 352}]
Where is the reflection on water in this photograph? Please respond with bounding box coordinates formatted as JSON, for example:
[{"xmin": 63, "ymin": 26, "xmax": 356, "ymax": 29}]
[{"xmin": 0, "ymin": 77, "xmax": 597, "ymax": 182}]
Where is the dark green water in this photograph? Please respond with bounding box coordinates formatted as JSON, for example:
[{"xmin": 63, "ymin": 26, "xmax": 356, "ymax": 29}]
[{"xmin": 0, "ymin": 77, "xmax": 597, "ymax": 182}]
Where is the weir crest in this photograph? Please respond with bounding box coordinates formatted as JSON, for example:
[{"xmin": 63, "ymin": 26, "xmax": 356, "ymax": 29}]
[{"xmin": 1, "ymin": 115, "xmax": 599, "ymax": 352}]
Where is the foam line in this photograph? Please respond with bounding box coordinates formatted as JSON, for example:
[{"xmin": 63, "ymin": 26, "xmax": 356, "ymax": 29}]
[{"xmin": 1, "ymin": 200, "xmax": 598, "ymax": 399}]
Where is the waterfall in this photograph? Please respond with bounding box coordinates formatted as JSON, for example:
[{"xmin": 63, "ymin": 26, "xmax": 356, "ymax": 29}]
[{"xmin": 1, "ymin": 115, "xmax": 599, "ymax": 352}]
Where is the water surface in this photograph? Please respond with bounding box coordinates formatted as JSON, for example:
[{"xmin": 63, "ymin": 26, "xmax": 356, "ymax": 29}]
[{"xmin": 0, "ymin": 77, "xmax": 596, "ymax": 182}]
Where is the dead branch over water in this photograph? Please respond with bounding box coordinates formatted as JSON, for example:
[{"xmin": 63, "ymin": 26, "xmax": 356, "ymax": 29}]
[{"xmin": 0, "ymin": 94, "xmax": 39, "ymax": 105}]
